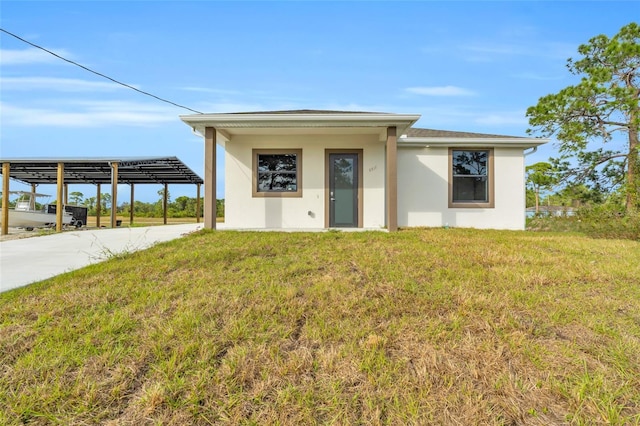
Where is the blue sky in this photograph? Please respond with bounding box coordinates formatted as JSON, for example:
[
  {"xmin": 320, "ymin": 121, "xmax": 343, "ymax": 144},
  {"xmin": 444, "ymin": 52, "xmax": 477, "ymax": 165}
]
[{"xmin": 0, "ymin": 1, "xmax": 636, "ymax": 203}]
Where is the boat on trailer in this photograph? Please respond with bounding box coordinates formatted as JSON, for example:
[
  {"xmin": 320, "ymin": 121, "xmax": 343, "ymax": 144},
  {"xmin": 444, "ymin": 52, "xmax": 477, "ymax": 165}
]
[{"xmin": 2, "ymin": 191, "xmax": 74, "ymax": 231}]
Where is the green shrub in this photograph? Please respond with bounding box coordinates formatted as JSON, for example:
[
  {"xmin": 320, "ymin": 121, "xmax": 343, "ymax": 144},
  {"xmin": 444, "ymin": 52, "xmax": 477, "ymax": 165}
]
[
  {"xmin": 527, "ymin": 206, "xmax": 639, "ymax": 240},
  {"xmin": 576, "ymin": 205, "xmax": 639, "ymax": 240}
]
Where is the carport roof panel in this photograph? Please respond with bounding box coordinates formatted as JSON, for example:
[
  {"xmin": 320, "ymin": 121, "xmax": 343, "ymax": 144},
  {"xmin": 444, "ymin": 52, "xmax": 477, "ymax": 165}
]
[{"xmin": 0, "ymin": 157, "xmax": 204, "ymax": 185}]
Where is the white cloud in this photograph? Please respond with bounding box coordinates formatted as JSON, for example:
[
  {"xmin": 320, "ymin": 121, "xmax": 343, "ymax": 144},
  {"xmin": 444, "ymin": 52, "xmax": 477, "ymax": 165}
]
[
  {"xmin": 393, "ymin": 105, "xmax": 530, "ymax": 134},
  {"xmin": 180, "ymin": 87, "xmax": 243, "ymax": 95},
  {"xmin": 461, "ymin": 41, "xmax": 576, "ymax": 62},
  {"xmin": 0, "ymin": 100, "xmax": 177, "ymax": 127},
  {"xmin": 512, "ymin": 72, "xmax": 564, "ymax": 81},
  {"xmin": 1, "ymin": 77, "xmax": 124, "ymax": 92},
  {"xmin": 322, "ymin": 102, "xmax": 417, "ymax": 114},
  {"xmin": 465, "ymin": 43, "xmax": 525, "ymax": 56},
  {"xmin": 195, "ymin": 102, "xmax": 271, "ymax": 113},
  {"xmin": 473, "ymin": 111, "xmax": 528, "ymax": 126},
  {"xmin": 405, "ymin": 86, "xmax": 476, "ymax": 96},
  {"xmin": 0, "ymin": 48, "xmax": 73, "ymax": 65}
]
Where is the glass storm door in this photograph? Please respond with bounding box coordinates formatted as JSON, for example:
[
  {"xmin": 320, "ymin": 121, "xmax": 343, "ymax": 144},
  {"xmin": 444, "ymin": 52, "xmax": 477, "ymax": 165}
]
[{"xmin": 329, "ymin": 153, "xmax": 358, "ymax": 227}]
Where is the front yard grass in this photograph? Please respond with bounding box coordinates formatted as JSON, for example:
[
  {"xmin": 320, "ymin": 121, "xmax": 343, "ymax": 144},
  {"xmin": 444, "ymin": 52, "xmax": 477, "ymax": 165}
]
[{"xmin": 1, "ymin": 228, "xmax": 639, "ymax": 424}]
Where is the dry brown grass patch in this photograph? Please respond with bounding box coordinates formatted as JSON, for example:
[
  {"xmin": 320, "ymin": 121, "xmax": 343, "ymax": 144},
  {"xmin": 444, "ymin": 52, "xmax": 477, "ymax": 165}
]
[{"xmin": 1, "ymin": 229, "xmax": 639, "ymax": 424}]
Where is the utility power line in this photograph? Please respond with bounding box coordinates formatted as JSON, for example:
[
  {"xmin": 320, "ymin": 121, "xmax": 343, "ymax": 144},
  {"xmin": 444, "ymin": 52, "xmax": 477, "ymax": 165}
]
[{"xmin": 0, "ymin": 28, "xmax": 204, "ymax": 114}]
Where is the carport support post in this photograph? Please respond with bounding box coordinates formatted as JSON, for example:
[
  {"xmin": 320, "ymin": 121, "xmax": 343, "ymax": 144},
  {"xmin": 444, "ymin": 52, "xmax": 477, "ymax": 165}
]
[
  {"xmin": 56, "ymin": 162, "xmax": 64, "ymax": 232},
  {"xmin": 130, "ymin": 184, "xmax": 135, "ymax": 225},
  {"xmin": 96, "ymin": 184, "xmax": 101, "ymax": 228},
  {"xmin": 2, "ymin": 163, "xmax": 10, "ymax": 236},
  {"xmin": 386, "ymin": 126, "xmax": 398, "ymax": 232},
  {"xmin": 196, "ymin": 183, "xmax": 201, "ymax": 223},
  {"xmin": 110, "ymin": 162, "xmax": 118, "ymax": 228},
  {"xmin": 163, "ymin": 183, "xmax": 168, "ymax": 225},
  {"xmin": 204, "ymin": 127, "xmax": 216, "ymax": 230},
  {"xmin": 64, "ymin": 183, "xmax": 68, "ymax": 205}
]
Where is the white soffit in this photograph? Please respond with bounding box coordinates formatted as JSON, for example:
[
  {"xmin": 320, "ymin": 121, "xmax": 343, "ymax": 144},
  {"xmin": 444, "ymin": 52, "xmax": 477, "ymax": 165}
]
[{"xmin": 180, "ymin": 112, "xmax": 421, "ymax": 137}]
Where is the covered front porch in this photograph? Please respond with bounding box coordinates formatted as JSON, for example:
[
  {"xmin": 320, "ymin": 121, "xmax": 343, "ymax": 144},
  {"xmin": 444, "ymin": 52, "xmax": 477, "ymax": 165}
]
[{"xmin": 180, "ymin": 110, "xmax": 420, "ymax": 232}]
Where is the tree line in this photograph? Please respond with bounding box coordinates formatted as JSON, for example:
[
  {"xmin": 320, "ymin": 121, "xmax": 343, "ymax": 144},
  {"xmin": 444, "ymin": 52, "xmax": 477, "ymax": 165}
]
[{"xmin": 67, "ymin": 190, "xmax": 224, "ymax": 218}]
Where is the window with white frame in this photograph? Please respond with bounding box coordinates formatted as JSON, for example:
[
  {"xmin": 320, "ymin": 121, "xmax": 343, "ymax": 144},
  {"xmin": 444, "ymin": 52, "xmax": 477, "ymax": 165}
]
[
  {"xmin": 449, "ymin": 148, "xmax": 494, "ymax": 208},
  {"xmin": 252, "ymin": 149, "xmax": 302, "ymax": 197}
]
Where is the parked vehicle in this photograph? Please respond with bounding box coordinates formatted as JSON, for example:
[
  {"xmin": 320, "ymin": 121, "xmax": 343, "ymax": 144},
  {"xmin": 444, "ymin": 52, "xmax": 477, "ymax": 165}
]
[
  {"xmin": 1, "ymin": 191, "xmax": 82, "ymax": 231},
  {"xmin": 45, "ymin": 204, "xmax": 88, "ymax": 228}
]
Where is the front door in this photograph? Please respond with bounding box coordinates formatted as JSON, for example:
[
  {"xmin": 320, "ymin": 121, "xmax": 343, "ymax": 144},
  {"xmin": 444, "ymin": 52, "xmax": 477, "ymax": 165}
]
[{"xmin": 328, "ymin": 152, "xmax": 359, "ymax": 227}]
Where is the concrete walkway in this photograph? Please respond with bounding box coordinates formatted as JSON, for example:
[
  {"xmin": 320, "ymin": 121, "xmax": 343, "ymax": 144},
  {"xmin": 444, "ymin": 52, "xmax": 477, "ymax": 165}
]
[{"xmin": 0, "ymin": 223, "xmax": 202, "ymax": 293}]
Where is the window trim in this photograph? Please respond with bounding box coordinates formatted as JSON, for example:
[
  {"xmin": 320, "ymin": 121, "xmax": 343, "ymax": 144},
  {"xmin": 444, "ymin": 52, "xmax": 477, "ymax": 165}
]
[
  {"xmin": 448, "ymin": 147, "xmax": 494, "ymax": 208},
  {"xmin": 252, "ymin": 149, "xmax": 303, "ymax": 198}
]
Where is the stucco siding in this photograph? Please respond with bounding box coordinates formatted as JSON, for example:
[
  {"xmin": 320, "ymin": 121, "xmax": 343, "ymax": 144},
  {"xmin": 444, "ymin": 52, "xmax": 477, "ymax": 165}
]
[
  {"xmin": 225, "ymin": 133, "xmax": 385, "ymax": 229},
  {"xmin": 398, "ymin": 146, "xmax": 526, "ymax": 230}
]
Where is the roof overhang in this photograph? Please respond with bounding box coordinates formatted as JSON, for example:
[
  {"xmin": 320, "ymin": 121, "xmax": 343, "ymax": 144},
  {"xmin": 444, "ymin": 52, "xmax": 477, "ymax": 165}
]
[
  {"xmin": 398, "ymin": 136, "xmax": 549, "ymax": 149},
  {"xmin": 180, "ymin": 112, "xmax": 421, "ymax": 142}
]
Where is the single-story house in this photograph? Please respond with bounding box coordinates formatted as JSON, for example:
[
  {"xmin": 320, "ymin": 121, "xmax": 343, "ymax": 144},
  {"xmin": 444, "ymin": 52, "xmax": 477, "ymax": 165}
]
[{"xmin": 180, "ymin": 110, "xmax": 548, "ymax": 231}]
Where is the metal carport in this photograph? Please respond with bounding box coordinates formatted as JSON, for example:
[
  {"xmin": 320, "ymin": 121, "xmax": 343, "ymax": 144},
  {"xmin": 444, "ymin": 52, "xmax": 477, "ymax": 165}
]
[{"xmin": 1, "ymin": 157, "xmax": 204, "ymax": 235}]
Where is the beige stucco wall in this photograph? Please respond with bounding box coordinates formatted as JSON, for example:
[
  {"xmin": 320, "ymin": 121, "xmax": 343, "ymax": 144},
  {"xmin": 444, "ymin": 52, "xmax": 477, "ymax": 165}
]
[
  {"xmin": 224, "ymin": 133, "xmax": 386, "ymax": 229},
  {"xmin": 398, "ymin": 146, "xmax": 526, "ymax": 230}
]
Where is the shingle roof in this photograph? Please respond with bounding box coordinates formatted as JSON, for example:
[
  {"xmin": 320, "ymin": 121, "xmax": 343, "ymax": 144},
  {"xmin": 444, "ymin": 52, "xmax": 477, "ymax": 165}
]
[
  {"xmin": 223, "ymin": 113, "xmax": 523, "ymax": 138},
  {"xmin": 406, "ymin": 127, "xmax": 525, "ymax": 139}
]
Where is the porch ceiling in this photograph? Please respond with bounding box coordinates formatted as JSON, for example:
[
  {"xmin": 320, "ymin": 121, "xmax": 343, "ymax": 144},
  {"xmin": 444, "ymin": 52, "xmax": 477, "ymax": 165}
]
[
  {"xmin": 180, "ymin": 110, "xmax": 421, "ymax": 141},
  {"xmin": 216, "ymin": 126, "xmax": 394, "ymax": 142}
]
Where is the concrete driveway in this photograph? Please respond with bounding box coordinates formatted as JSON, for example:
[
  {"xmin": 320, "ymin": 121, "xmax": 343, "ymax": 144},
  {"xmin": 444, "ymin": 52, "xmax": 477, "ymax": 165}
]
[{"xmin": 0, "ymin": 223, "xmax": 202, "ymax": 293}]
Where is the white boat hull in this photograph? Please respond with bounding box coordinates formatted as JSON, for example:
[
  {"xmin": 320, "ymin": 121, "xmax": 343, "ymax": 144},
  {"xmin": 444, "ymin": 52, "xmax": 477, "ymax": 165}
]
[{"xmin": 6, "ymin": 209, "xmax": 73, "ymax": 229}]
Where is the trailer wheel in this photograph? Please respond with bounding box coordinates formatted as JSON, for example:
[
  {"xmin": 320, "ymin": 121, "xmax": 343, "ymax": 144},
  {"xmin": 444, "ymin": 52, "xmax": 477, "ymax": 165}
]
[{"xmin": 75, "ymin": 220, "xmax": 83, "ymax": 228}]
